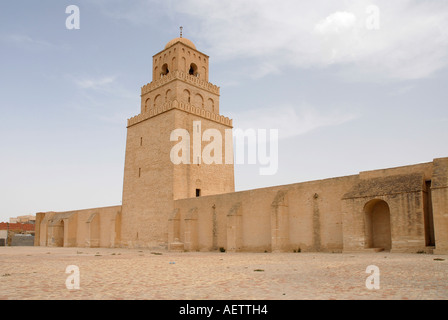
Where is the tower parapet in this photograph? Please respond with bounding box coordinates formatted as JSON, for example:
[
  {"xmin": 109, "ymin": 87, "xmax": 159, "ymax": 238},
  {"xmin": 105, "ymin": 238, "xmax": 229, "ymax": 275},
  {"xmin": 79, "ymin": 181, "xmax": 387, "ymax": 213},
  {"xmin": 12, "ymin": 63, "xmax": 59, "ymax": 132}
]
[
  {"xmin": 128, "ymin": 99, "xmax": 232, "ymax": 128},
  {"xmin": 141, "ymin": 70, "xmax": 220, "ymax": 96}
]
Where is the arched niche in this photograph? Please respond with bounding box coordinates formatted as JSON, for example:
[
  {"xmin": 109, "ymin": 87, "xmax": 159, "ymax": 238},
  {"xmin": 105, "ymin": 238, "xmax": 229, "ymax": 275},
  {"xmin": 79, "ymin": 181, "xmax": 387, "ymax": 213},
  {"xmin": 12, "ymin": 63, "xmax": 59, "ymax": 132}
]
[{"xmin": 364, "ymin": 199, "xmax": 392, "ymax": 251}]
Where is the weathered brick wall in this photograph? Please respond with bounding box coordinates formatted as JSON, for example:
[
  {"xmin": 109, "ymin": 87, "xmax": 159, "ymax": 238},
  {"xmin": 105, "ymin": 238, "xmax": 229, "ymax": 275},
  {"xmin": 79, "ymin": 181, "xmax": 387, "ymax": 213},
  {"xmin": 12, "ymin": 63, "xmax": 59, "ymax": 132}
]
[{"xmin": 0, "ymin": 222, "xmax": 34, "ymax": 232}]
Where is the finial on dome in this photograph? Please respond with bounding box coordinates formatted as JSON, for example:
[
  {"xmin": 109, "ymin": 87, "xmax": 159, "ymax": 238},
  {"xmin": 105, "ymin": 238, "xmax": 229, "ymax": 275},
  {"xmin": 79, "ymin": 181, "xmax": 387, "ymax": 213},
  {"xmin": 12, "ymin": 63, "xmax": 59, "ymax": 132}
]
[{"xmin": 180, "ymin": 26, "xmax": 183, "ymax": 38}]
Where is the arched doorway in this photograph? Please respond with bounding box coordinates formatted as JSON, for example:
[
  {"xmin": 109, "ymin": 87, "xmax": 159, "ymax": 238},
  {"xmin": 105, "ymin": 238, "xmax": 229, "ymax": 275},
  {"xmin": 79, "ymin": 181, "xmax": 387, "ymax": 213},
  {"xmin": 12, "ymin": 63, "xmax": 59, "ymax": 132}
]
[{"xmin": 364, "ymin": 199, "xmax": 392, "ymax": 251}]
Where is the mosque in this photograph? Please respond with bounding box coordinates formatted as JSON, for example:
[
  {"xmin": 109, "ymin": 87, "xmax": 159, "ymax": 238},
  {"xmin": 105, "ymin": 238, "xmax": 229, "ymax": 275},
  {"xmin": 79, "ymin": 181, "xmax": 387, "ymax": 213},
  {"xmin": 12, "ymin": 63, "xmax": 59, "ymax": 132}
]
[{"xmin": 35, "ymin": 35, "xmax": 448, "ymax": 254}]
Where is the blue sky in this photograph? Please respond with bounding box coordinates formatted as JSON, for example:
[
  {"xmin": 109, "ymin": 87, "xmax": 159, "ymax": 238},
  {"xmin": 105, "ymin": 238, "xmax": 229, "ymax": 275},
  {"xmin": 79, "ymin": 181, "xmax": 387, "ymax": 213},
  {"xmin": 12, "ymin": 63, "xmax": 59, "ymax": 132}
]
[{"xmin": 1, "ymin": 0, "xmax": 448, "ymax": 222}]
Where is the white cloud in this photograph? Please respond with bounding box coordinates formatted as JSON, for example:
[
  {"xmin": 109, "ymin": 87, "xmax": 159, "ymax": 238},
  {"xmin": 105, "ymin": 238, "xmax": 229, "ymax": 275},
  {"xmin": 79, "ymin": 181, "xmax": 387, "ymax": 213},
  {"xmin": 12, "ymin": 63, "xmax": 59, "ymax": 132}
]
[
  {"xmin": 250, "ymin": 62, "xmax": 281, "ymax": 79},
  {"xmin": 67, "ymin": 75, "xmax": 137, "ymax": 123},
  {"xmin": 91, "ymin": 0, "xmax": 448, "ymax": 81},
  {"xmin": 71, "ymin": 75, "xmax": 134, "ymax": 99},
  {"xmin": 174, "ymin": 0, "xmax": 448, "ymax": 81},
  {"xmin": 389, "ymin": 85, "xmax": 415, "ymax": 96},
  {"xmin": 230, "ymin": 104, "xmax": 358, "ymax": 141},
  {"xmin": 94, "ymin": 0, "xmax": 170, "ymax": 26},
  {"xmin": 315, "ymin": 11, "xmax": 357, "ymax": 35},
  {"xmin": 1, "ymin": 34, "xmax": 56, "ymax": 49},
  {"xmin": 74, "ymin": 76, "xmax": 117, "ymax": 90}
]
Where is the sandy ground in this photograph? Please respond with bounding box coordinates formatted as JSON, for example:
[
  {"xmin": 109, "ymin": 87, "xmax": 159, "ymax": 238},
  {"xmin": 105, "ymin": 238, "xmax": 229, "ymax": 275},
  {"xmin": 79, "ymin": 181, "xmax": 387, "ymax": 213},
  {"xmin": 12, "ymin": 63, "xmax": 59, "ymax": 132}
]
[{"xmin": 0, "ymin": 246, "xmax": 446, "ymax": 300}]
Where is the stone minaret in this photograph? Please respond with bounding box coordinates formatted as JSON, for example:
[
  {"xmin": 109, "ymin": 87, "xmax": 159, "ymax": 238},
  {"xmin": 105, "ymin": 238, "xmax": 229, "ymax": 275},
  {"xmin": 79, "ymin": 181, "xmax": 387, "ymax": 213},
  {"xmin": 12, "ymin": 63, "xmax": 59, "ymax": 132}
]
[{"xmin": 120, "ymin": 35, "xmax": 235, "ymax": 248}]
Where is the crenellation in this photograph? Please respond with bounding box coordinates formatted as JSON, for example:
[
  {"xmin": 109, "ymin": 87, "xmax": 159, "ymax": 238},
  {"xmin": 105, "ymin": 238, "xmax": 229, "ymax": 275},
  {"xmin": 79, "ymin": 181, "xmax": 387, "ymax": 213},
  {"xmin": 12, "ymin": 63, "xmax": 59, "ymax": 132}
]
[
  {"xmin": 128, "ymin": 100, "xmax": 232, "ymax": 128},
  {"xmin": 141, "ymin": 70, "xmax": 220, "ymax": 96}
]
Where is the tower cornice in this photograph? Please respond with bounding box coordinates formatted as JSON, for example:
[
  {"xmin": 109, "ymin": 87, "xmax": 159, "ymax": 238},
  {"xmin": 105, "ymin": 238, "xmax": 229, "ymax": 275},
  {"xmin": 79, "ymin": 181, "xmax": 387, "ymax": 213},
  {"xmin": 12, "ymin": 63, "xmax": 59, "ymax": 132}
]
[
  {"xmin": 127, "ymin": 100, "xmax": 232, "ymax": 128},
  {"xmin": 141, "ymin": 70, "xmax": 220, "ymax": 97}
]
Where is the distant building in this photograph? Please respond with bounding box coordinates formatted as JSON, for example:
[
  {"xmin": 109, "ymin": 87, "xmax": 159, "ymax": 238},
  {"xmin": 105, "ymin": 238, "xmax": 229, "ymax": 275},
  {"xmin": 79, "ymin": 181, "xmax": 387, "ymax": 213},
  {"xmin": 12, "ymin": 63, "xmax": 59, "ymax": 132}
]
[
  {"xmin": 9, "ymin": 215, "xmax": 35, "ymax": 224},
  {"xmin": 0, "ymin": 230, "xmax": 7, "ymax": 246},
  {"xmin": 0, "ymin": 222, "xmax": 35, "ymax": 246}
]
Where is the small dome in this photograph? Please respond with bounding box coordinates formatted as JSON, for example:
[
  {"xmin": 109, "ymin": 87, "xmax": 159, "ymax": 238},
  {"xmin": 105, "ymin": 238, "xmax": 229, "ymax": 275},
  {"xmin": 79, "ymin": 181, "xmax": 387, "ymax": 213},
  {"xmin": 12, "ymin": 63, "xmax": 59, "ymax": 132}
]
[{"xmin": 165, "ymin": 37, "xmax": 196, "ymax": 50}]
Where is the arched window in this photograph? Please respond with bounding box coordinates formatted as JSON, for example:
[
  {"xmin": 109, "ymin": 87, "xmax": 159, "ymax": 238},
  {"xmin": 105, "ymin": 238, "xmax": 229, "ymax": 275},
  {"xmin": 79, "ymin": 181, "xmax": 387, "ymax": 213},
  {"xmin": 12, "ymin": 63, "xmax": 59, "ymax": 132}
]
[
  {"xmin": 194, "ymin": 93, "xmax": 204, "ymax": 108},
  {"xmin": 207, "ymin": 98, "xmax": 214, "ymax": 113},
  {"xmin": 182, "ymin": 57, "xmax": 187, "ymax": 73},
  {"xmin": 189, "ymin": 63, "xmax": 198, "ymax": 77},
  {"xmin": 183, "ymin": 89, "xmax": 191, "ymax": 104},
  {"xmin": 145, "ymin": 98, "xmax": 151, "ymax": 113},
  {"xmin": 161, "ymin": 63, "xmax": 169, "ymax": 77},
  {"xmin": 165, "ymin": 89, "xmax": 172, "ymax": 102},
  {"xmin": 154, "ymin": 95, "xmax": 162, "ymax": 108},
  {"xmin": 171, "ymin": 57, "xmax": 176, "ymax": 72}
]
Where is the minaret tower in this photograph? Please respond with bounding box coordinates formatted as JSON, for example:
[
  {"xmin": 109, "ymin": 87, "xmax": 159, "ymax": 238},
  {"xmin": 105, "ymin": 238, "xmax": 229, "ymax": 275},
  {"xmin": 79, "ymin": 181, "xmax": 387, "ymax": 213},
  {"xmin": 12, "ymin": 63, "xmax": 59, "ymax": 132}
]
[{"xmin": 120, "ymin": 32, "xmax": 235, "ymax": 248}]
